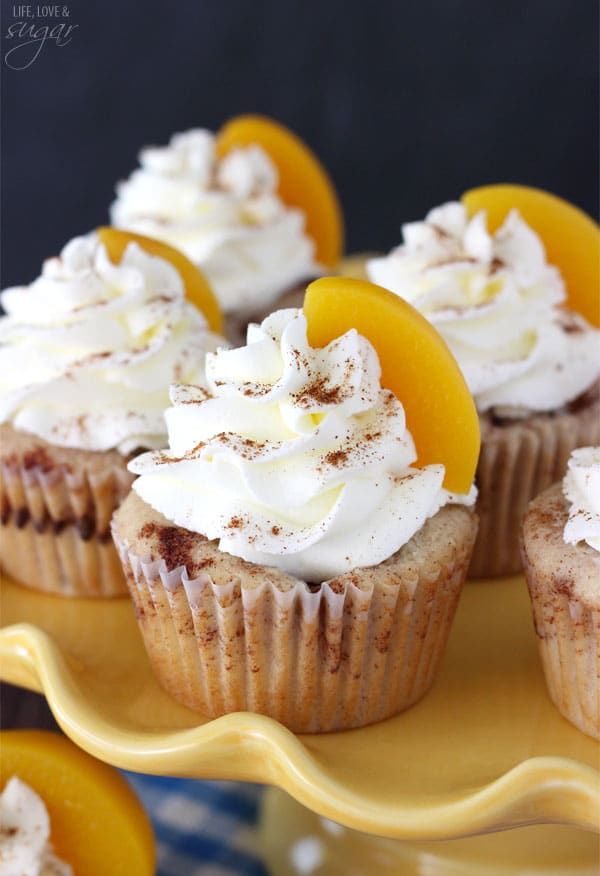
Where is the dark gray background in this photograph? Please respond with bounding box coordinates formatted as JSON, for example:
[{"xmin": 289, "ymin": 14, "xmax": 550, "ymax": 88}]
[{"xmin": 1, "ymin": 0, "xmax": 598, "ymax": 288}]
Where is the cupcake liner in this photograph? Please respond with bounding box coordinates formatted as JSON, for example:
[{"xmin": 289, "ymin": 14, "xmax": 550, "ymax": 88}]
[
  {"xmin": 0, "ymin": 519, "xmax": 126, "ymax": 597},
  {"xmin": 113, "ymin": 509, "xmax": 476, "ymax": 733},
  {"xmin": 521, "ymin": 547, "xmax": 600, "ymax": 739},
  {"xmin": 471, "ymin": 390, "xmax": 600, "ymax": 578},
  {"xmin": 0, "ymin": 448, "xmax": 133, "ymax": 597}
]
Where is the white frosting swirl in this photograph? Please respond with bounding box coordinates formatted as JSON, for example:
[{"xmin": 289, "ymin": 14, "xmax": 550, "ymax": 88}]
[
  {"xmin": 0, "ymin": 233, "xmax": 223, "ymax": 454},
  {"xmin": 0, "ymin": 777, "xmax": 73, "ymax": 876},
  {"xmin": 110, "ymin": 129, "xmax": 320, "ymax": 316},
  {"xmin": 131, "ymin": 309, "xmax": 475, "ymax": 581},
  {"xmin": 563, "ymin": 447, "xmax": 600, "ymax": 552},
  {"xmin": 368, "ymin": 203, "xmax": 600, "ymax": 414}
]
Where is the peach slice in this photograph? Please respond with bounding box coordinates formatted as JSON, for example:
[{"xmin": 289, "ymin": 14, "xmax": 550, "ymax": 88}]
[
  {"xmin": 462, "ymin": 185, "xmax": 600, "ymax": 327},
  {"xmin": 98, "ymin": 226, "xmax": 223, "ymax": 334},
  {"xmin": 216, "ymin": 114, "xmax": 344, "ymax": 268},
  {"xmin": 304, "ymin": 277, "xmax": 480, "ymax": 494},
  {"xmin": 0, "ymin": 730, "xmax": 155, "ymax": 876}
]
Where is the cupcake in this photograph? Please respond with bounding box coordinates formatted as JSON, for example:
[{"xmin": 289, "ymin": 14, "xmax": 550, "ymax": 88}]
[
  {"xmin": 0, "ymin": 231, "xmax": 224, "ymax": 597},
  {"xmin": 521, "ymin": 447, "xmax": 600, "ymax": 739},
  {"xmin": 110, "ymin": 115, "xmax": 344, "ymax": 341},
  {"xmin": 1, "ymin": 730, "xmax": 155, "ymax": 875},
  {"xmin": 368, "ymin": 191, "xmax": 600, "ymax": 577},
  {"xmin": 112, "ymin": 279, "xmax": 479, "ymax": 732}
]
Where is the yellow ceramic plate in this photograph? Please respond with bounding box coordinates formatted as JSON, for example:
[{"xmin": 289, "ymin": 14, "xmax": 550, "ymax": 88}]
[
  {"xmin": 0, "ymin": 574, "xmax": 598, "ymax": 840},
  {"xmin": 260, "ymin": 788, "xmax": 600, "ymax": 875}
]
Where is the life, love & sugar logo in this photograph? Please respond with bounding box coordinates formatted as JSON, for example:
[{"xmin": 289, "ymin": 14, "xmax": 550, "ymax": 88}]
[{"xmin": 4, "ymin": 5, "xmax": 78, "ymax": 70}]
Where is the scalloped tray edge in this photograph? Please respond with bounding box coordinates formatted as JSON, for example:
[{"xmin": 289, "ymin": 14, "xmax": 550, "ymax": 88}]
[{"xmin": 1, "ymin": 622, "xmax": 599, "ymax": 839}]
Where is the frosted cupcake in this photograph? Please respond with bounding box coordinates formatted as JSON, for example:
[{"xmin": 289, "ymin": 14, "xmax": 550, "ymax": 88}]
[
  {"xmin": 368, "ymin": 197, "xmax": 600, "ymax": 577},
  {"xmin": 521, "ymin": 447, "xmax": 600, "ymax": 738},
  {"xmin": 1, "ymin": 730, "xmax": 155, "ymax": 875},
  {"xmin": 0, "ymin": 231, "xmax": 223, "ymax": 596},
  {"xmin": 112, "ymin": 279, "xmax": 479, "ymax": 732},
  {"xmin": 110, "ymin": 117, "xmax": 343, "ymax": 341}
]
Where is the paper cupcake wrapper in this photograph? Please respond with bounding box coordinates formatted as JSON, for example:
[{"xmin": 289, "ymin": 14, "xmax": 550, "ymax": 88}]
[
  {"xmin": 113, "ymin": 524, "xmax": 475, "ymax": 733},
  {"xmin": 1, "ymin": 520, "xmax": 127, "ymax": 597},
  {"xmin": 0, "ymin": 453, "xmax": 133, "ymax": 597},
  {"xmin": 521, "ymin": 550, "xmax": 600, "ymax": 740},
  {"xmin": 471, "ymin": 394, "xmax": 600, "ymax": 578}
]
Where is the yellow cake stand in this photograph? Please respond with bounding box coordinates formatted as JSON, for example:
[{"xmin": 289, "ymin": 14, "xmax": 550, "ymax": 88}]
[{"xmin": 1, "ymin": 573, "xmax": 598, "ymax": 873}]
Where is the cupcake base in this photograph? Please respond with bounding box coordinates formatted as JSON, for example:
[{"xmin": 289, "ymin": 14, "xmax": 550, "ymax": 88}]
[
  {"xmin": 471, "ymin": 381, "xmax": 600, "ymax": 578},
  {"xmin": 1, "ymin": 519, "xmax": 127, "ymax": 597},
  {"xmin": 113, "ymin": 491, "xmax": 477, "ymax": 733},
  {"xmin": 0, "ymin": 423, "xmax": 133, "ymax": 597},
  {"xmin": 521, "ymin": 482, "xmax": 600, "ymax": 739}
]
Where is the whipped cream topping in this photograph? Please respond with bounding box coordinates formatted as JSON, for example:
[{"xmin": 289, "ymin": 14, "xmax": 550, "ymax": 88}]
[
  {"xmin": 131, "ymin": 309, "xmax": 475, "ymax": 581},
  {"xmin": 0, "ymin": 777, "xmax": 73, "ymax": 876},
  {"xmin": 368, "ymin": 202, "xmax": 600, "ymax": 414},
  {"xmin": 0, "ymin": 233, "xmax": 223, "ymax": 454},
  {"xmin": 563, "ymin": 447, "xmax": 600, "ymax": 552},
  {"xmin": 111, "ymin": 129, "xmax": 320, "ymax": 316}
]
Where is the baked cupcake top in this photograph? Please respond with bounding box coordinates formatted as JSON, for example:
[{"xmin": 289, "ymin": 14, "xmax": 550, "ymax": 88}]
[
  {"xmin": 0, "ymin": 776, "xmax": 72, "ymax": 875},
  {"xmin": 110, "ymin": 129, "xmax": 320, "ymax": 317},
  {"xmin": 522, "ymin": 478, "xmax": 599, "ymax": 607},
  {"xmin": 563, "ymin": 446, "xmax": 600, "ymax": 553},
  {"xmin": 368, "ymin": 202, "xmax": 599, "ymax": 415},
  {"xmin": 0, "ymin": 233, "xmax": 223, "ymax": 454},
  {"xmin": 130, "ymin": 306, "xmax": 475, "ymax": 581}
]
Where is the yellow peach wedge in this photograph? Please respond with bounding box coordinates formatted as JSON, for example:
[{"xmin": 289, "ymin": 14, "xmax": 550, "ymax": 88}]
[
  {"xmin": 216, "ymin": 114, "xmax": 344, "ymax": 268},
  {"xmin": 0, "ymin": 730, "xmax": 155, "ymax": 876},
  {"xmin": 304, "ymin": 277, "xmax": 480, "ymax": 494},
  {"xmin": 97, "ymin": 226, "xmax": 223, "ymax": 334},
  {"xmin": 462, "ymin": 184, "xmax": 600, "ymax": 327}
]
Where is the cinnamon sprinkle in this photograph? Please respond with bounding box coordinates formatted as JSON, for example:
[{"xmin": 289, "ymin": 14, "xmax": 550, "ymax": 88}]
[
  {"xmin": 226, "ymin": 516, "xmax": 244, "ymax": 530},
  {"xmin": 325, "ymin": 449, "xmax": 348, "ymax": 467},
  {"xmin": 293, "ymin": 376, "xmax": 346, "ymax": 408},
  {"xmin": 157, "ymin": 525, "xmax": 199, "ymax": 572}
]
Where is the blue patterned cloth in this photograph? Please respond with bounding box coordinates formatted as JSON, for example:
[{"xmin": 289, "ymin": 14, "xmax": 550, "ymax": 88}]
[{"xmin": 124, "ymin": 773, "xmax": 268, "ymax": 876}]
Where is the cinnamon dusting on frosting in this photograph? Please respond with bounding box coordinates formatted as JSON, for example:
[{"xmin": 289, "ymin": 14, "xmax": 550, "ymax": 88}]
[
  {"xmin": 325, "ymin": 449, "xmax": 349, "ymax": 467},
  {"xmin": 293, "ymin": 376, "xmax": 347, "ymax": 408}
]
